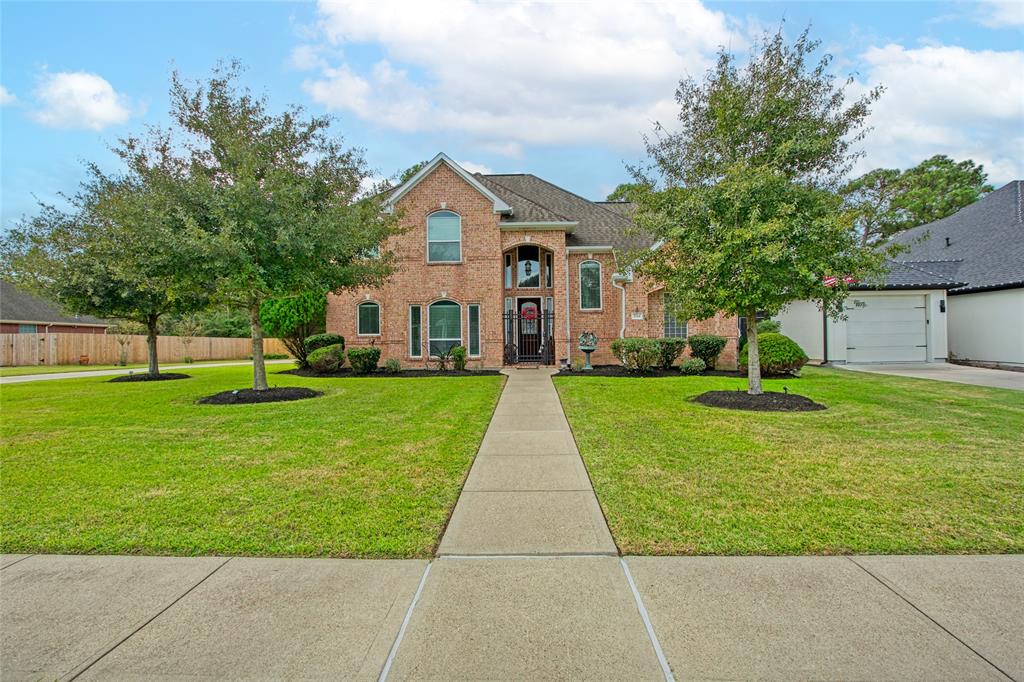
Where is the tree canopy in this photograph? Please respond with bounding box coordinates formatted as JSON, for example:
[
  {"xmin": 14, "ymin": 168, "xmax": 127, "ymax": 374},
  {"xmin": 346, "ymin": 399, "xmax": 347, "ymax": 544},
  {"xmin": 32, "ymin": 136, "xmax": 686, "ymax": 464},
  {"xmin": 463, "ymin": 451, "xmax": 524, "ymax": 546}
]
[
  {"xmin": 842, "ymin": 155, "xmax": 992, "ymax": 244},
  {"xmin": 629, "ymin": 27, "xmax": 891, "ymax": 394},
  {"xmin": 168, "ymin": 64, "xmax": 402, "ymax": 389}
]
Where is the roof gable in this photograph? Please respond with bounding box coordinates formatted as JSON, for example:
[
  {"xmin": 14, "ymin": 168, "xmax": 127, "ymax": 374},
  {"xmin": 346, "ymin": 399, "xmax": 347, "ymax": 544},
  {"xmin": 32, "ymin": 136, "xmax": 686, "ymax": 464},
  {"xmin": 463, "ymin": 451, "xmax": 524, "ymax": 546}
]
[{"xmin": 385, "ymin": 153, "xmax": 512, "ymax": 214}]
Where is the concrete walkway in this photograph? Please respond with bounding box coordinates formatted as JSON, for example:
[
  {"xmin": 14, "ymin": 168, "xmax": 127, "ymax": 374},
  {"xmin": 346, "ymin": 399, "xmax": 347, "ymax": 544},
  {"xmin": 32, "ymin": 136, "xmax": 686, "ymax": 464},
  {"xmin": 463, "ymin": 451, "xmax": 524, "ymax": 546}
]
[
  {"xmin": 838, "ymin": 361, "xmax": 1024, "ymax": 391},
  {"xmin": 3, "ymin": 370, "xmax": 1022, "ymax": 680},
  {"xmin": 437, "ymin": 368, "xmax": 616, "ymax": 556},
  {"xmin": 0, "ymin": 359, "xmax": 293, "ymax": 385}
]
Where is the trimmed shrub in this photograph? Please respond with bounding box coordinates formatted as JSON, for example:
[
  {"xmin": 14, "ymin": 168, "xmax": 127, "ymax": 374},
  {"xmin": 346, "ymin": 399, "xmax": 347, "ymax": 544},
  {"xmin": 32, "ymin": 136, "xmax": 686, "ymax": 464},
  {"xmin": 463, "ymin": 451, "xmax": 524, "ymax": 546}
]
[
  {"xmin": 610, "ymin": 338, "xmax": 660, "ymax": 373},
  {"xmin": 688, "ymin": 334, "xmax": 727, "ymax": 369},
  {"xmin": 348, "ymin": 347, "xmax": 381, "ymax": 374},
  {"xmin": 740, "ymin": 333, "xmax": 809, "ymax": 376},
  {"xmin": 656, "ymin": 338, "xmax": 688, "ymax": 369},
  {"xmin": 451, "ymin": 345, "xmax": 467, "ymax": 371},
  {"xmin": 308, "ymin": 343, "xmax": 345, "ymax": 374},
  {"xmin": 384, "ymin": 358, "xmax": 402, "ymax": 374},
  {"xmin": 679, "ymin": 357, "xmax": 706, "ymax": 375},
  {"xmin": 305, "ymin": 333, "xmax": 345, "ymax": 354},
  {"xmin": 757, "ymin": 319, "xmax": 781, "ymax": 335}
]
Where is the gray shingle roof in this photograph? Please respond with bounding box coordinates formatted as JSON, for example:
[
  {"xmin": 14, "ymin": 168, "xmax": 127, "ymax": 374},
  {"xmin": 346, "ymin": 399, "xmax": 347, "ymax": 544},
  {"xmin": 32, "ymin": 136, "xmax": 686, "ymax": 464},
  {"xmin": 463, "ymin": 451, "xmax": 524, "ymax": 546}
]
[
  {"xmin": 0, "ymin": 280, "xmax": 109, "ymax": 326},
  {"xmin": 890, "ymin": 180, "xmax": 1024, "ymax": 293},
  {"xmin": 858, "ymin": 259, "xmax": 965, "ymax": 290},
  {"xmin": 476, "ymin": 174, "xmax": 654, "ymax": 250}
]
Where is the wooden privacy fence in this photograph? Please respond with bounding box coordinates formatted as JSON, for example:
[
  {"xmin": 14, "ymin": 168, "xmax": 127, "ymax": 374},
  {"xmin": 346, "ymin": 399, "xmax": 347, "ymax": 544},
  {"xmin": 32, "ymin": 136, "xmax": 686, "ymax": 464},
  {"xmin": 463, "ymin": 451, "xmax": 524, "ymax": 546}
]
[{"xmin": 0, "ymin": 333, "xmax": 289, "ymax": 367}]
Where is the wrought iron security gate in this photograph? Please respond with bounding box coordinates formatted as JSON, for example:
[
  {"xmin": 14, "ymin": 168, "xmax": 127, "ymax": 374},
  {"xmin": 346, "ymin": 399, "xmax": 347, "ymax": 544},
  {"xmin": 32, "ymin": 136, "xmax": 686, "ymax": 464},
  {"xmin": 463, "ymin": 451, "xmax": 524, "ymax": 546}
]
[{"xmin": 503, "ymin": 308, "xmax": 554, "ymax": 364}]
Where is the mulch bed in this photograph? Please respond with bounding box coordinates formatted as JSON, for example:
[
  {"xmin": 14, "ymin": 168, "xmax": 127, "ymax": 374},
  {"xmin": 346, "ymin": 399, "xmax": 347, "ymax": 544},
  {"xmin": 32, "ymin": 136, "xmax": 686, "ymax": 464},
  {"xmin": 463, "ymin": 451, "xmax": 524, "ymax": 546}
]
[
  {"xmin": 196, "ymin": 387, "xmax": 323, "ymax": 405},
  {"xmin": 279, "ymin": 367, "xmax": 504, "ymax": 378},
  {"xmin": 555, "ymin": 366, "xmax": 743, "ymax": 378},
  {"xmin": 108, "ymin": 372, "xmax": 191, "ymax": 383},
  {"xmin": 693, "ymin": 390, "xmax": 826, "ymax": 412}
]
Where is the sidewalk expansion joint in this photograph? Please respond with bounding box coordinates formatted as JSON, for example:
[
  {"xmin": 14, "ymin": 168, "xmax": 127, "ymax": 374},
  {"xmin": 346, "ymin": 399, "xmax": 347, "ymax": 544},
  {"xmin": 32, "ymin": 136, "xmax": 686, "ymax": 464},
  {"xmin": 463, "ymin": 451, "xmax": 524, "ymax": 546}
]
[
  {"xmin": 64, "ymin": 557, "xmax": 232, "ymax": 682},
  {"xmin": 0, "ymin": 554, "xmax": 35, "ymax": 571},
  {"xmin": 377, "ymin": 561, "xmax": 431, "ymax": 682},
  {"xmin": 620, "ymin": 558, "xmax": 676, "ymax": 682},
  {"xmin": 847, "ymin": 557, "xmax": 1014, "ymax": 681}
]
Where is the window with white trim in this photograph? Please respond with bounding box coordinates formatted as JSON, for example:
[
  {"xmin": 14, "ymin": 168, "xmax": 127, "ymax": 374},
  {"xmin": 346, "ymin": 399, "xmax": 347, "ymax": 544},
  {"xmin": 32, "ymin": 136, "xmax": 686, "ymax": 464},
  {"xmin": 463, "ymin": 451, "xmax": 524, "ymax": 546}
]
[
  {"xmin": 663, "ymin": 295, "xmax": 688, "ymax": 338},
  {"xmin": 427, "ymin": 211, "xmax": 461, "ymax": 262},
  {"xmin": 357, "ymin": 301, "xmax": 380, "ymax": 335},
  {"xmin": 579, "ymin": 260, "xmax": 602, "ymax": 310},
  {"xmin": 409, "ymin": 305, "xmax": 422, "ymax": 357},
  {"xmin": 504, "ymin": 253, "xmax": 513, "ymax": 289},
  {"xmin": 428, "ymin": 300, "xmax": 461, "ymax": 356},
  {"xmin": 545, "ymin": 252, "xmax": 553, "ymax": 288},
  {"xmin": 468, "ymin": 304, "xmax": 481, "ymax": 357}
]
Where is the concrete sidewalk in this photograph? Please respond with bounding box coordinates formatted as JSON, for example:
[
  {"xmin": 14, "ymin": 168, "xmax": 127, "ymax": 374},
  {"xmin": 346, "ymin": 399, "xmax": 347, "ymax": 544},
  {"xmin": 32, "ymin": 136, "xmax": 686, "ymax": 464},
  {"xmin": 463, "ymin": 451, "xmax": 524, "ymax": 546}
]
[
  {"xmin": 0, "ymin": 359, "xmax": 293, "ymax": 384},
  {"xmin": 3, "ymin": 553, "xmax": 1020, "ymax": 680},
  {"xmin": 837, "ymin": 361, "xmax": 1024, "ymax": 391}
]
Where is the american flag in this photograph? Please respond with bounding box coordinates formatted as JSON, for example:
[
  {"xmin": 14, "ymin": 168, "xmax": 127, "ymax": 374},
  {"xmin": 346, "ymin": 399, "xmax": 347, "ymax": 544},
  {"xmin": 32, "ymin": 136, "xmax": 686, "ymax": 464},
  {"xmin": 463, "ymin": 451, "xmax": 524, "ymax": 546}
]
[{"xmin": 823, "ymin": 275, "xmax": 859, "ymax": 287}]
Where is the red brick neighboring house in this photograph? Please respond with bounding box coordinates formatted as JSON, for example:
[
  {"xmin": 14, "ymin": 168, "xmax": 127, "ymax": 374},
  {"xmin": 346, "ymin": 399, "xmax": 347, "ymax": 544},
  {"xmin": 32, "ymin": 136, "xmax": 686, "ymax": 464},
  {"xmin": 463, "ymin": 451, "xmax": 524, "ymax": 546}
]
[
  {"xmin": 0, "ymin": 280, "xmax": 109, "ymax": 334},
  {"xmin": 328, "ymin": 154, "xmax": 738, "ymax": 368}
]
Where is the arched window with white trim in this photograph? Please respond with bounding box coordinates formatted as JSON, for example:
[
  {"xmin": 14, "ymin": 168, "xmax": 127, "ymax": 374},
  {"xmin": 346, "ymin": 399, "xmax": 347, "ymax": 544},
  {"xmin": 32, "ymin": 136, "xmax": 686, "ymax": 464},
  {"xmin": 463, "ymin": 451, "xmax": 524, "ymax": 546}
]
[
  {"xmin": 428, "ymin": 300, "xmax": 462, "ymax": 356},
  {"xmin": 427, "ymin": 211, "xmax": 461, "ymax": 263},
  {"xmin": 579, "ymin": 260, "xmax": 602, "ymax": 310},
  {"xmin": 357, "ymin": 301, "xmax": 381, "ymax": 336}
]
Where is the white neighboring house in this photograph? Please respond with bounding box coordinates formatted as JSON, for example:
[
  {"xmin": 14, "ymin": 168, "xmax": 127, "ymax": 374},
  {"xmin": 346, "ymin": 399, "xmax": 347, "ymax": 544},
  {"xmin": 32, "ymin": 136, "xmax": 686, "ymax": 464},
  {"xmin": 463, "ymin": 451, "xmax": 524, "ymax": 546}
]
[{"xmin": 779, "ymin": 180, "xmax": 1024, "ymax": 367}]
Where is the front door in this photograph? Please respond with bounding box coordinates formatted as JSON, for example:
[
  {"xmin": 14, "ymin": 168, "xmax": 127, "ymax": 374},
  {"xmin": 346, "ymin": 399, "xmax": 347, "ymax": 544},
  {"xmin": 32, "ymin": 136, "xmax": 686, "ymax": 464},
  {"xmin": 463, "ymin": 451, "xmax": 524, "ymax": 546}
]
[{"xmin": 518, "ymin": 298, "xmax": 542, "ymax": 361}]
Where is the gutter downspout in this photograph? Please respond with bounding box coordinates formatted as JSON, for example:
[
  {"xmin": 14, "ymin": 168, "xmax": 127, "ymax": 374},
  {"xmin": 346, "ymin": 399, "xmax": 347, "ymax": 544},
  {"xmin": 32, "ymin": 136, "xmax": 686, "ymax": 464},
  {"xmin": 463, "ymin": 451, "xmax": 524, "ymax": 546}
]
[
  {"xmin": 611, "ymin": 276, "xmax": 628, "ymax": 338},
  {"xmin": 821, "ymin": 308, "xmax": 829, "ymax": 365},
  {"xmin": 564, "ymin": 252, "xmax": 571, "ymax": 363}
]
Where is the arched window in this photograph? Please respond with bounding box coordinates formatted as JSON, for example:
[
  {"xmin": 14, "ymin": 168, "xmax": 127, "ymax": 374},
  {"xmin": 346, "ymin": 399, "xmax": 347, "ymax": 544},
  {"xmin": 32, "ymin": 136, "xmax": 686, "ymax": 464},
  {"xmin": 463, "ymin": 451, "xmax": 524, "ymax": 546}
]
[
  {"xmin": 357, "ymin": 301, "xmax": 380, "ymax": 335},
  {"xmin": 427, "ymin": 211, "xmax": 461, "ymax": 263},
  {"xmin": 428, "ymin": 300, "xmax": 461, "ymax": 356},
  {"xmin": 579, "ymin": 260, "xmax": 602, "ymax": 310}
]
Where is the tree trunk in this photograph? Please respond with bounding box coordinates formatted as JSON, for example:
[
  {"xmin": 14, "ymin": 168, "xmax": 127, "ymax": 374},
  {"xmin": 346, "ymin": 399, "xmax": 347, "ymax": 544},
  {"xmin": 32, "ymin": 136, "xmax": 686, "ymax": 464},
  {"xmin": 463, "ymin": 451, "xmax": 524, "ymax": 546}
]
[
  {"xmin": 146, "ymin": 315, "xmax": 160, "ymax": 376},
  {"xmin": 746, "ymin": 309, "xmax": 762, "ymax": 395},
  {"xmin": 250, "ymin": 301, "xmax": 269, "ymax": 391}
]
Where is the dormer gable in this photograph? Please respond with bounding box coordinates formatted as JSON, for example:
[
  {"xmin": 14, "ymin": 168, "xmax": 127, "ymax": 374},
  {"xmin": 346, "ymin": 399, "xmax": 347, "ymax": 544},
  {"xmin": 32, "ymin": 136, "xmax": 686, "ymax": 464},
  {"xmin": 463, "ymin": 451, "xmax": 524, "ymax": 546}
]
[{"xmin": 384, "ymin": 153, "xmax": 513, "ymax": 215}]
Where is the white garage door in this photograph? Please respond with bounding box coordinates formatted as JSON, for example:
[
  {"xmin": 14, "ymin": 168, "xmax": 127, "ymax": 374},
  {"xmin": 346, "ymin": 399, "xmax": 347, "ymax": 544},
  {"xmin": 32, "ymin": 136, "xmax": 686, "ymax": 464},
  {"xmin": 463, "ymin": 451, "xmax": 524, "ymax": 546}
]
[{"xmin": 845, "ymin": 295, "xmax": 927, "ymax": 363}]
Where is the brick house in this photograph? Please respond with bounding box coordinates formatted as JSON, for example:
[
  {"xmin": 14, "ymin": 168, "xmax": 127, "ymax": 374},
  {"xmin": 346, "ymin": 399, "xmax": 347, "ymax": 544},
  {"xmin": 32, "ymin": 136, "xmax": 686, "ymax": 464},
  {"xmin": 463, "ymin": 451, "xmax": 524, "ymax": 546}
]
[
  {"xmin": 0, "ymin": 281, "xmax": 109, "ymax": 335},
  {"xmin": 327, "ymin": 154, "xmax": 738, "ymax": 369}
]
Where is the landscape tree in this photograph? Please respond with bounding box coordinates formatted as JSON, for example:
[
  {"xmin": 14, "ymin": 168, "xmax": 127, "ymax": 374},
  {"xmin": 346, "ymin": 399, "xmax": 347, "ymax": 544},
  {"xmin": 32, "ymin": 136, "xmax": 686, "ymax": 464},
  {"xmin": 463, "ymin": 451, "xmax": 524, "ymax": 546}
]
[
  {"xmin": 628, "ymin": 27, "xmax": 892, "ymax": 395},
  {"xmin": 842, "ymin": 155, "xmax": 992, "ymax": 244},
  {"xmin": 169, "ymin": 65, "xmax": 401, "ymax": 390},
  {"xmin": 606, "ymin": 182, "xmax": 651, "ymax": 203},
  {"xmin": 0, "ymin": 135, "xmax": 211, "ymax": 377},
  {"xmin": 260, "ymin": 291, "xmax": 327, "ymax": 368}
]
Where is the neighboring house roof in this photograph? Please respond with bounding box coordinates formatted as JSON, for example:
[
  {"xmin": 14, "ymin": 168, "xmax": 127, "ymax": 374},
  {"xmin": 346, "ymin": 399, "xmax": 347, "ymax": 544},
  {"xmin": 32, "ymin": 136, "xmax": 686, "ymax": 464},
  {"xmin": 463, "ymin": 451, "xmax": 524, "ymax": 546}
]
[
  {"xmin": 0, "ymin": 280, "xmax": 109, "ymax": 327},
  {"xmin": 855, "ymin": 259, "xmax": 966, "ymax": 291},
  {"xmin": 889, "ymin": 180, "xmax": 1024, "ymax": 294}
]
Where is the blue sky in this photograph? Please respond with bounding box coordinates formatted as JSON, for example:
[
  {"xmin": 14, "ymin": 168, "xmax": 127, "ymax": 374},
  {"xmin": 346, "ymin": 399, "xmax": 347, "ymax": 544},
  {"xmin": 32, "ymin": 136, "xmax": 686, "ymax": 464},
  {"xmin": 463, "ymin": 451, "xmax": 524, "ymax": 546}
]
[{"xmin": 2, "ymin": 1, "xmax": 1022, "ymax": 230}]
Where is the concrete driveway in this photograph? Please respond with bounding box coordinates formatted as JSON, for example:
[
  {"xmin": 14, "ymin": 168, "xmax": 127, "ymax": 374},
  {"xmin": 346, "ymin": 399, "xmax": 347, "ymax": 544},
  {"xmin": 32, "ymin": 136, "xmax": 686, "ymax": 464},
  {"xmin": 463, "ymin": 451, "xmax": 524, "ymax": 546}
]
[{"xmin": 838, "ymin": 361, "xmax": 1024, "ymax": 391}]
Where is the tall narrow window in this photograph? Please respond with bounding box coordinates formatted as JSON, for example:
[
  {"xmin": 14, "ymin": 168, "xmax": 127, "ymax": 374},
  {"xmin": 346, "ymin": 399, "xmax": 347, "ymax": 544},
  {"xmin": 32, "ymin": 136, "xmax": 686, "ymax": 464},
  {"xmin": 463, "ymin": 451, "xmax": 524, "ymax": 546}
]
[
  {"xmin": 428, "ymin": 300, "xmax": 461, "ymax": 356},
  {"xmin": 579, "ymin": 260, "xmax": 602, "ymax": 310},
  {"xmin": 663, "ymin": 295, "xmax": 687, "ymax": 338},
  {"xmin": 517, "ymin": 245, "xmax": 540, "ymax": 288},
  {"xmin": 427, "ymin": 211, "xmax": 461, "ymax": 263},
  {"xmin": 409, "ymin": 305, "xmax": 422, "ymax": 357},
  {"xmin": 504, "ymin": 253, "xmax": 513, "ymax": 288},
  {"xmin": 468, "ymin": 304, "xmax": 481, "ymax": 357},
  {"xmin": 545, "ymin": 252, "xmax": 553, "ymax": 288},
  {"xmin": 358, "ymin": 301, "xmax": 380, "ymax": 335}
]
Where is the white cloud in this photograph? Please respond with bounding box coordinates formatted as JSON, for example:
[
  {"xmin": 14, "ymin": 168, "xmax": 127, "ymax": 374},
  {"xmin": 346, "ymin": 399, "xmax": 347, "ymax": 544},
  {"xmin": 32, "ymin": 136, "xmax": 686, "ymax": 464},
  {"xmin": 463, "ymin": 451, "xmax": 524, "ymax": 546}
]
[
  {"xmin": 0, "ymin": 86, "xmax": 16, "ymax": 106},
  {"xmin": 850, "ymin": 44, "xmax": 1024, "ymax": 184},
  {"xmin": 973, "ymin": 0, "xmax": 1024, "ymax": 27},
  {"xmin": 302, "ymin": 0, "xmax": 741, "ymax": 154},
  {"xmin": 457, "ymin": 160, "xmax": 493, "ymax": 175},
  {"xmin": 30, "ymin": 71, "xmax": 134, "ymax": 130}
]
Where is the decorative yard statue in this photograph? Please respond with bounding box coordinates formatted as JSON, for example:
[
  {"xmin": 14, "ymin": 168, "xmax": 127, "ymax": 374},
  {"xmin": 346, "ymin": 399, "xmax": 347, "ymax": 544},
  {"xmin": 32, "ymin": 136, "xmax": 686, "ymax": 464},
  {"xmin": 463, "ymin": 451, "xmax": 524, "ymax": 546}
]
[{"xmin": 578, "ymin": 331, "xmax": 598, "ymax": 371}]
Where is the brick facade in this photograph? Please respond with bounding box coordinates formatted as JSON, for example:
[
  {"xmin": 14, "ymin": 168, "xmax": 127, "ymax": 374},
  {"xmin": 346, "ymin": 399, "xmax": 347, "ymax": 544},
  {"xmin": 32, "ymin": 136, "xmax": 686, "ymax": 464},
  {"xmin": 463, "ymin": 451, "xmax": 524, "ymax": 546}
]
[{"xmin": 326, "ymin": 162, "xmax": 739, "ymax": 369}]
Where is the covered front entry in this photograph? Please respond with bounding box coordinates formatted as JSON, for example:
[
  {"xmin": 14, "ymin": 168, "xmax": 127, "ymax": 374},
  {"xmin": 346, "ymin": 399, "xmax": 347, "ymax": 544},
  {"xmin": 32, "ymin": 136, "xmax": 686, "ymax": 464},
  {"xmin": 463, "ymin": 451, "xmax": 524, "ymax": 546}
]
[{"xmin": 503, "ymin": 298, "xmax": 554, "ymax": 364}]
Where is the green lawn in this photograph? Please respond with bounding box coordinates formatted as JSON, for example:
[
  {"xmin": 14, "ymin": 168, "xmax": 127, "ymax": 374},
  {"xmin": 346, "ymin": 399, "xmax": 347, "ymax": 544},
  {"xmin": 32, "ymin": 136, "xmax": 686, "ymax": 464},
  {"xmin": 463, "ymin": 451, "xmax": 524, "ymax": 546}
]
[
  {"xmin": 1, "ymin": 366, "xmax": 503, "ymax": 558},
  {"xmin": 555, "ymin": 367, "xmax": 1024, "ymax": 555},
  {"xmin": 0, "ymin": 359, "xmax": 266, "ymax": 377}
]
